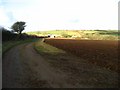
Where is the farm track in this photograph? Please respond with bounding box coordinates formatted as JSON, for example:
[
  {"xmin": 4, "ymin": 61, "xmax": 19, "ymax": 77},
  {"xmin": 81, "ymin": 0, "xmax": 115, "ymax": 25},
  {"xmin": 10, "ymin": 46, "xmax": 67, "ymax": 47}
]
[
  {"xmin": 3, "ymin": 41, "xmax": 118, "ymax": 88},
  {"xmin": 3, "ymin": 43, "xmax": 75, "ymax": 88}
]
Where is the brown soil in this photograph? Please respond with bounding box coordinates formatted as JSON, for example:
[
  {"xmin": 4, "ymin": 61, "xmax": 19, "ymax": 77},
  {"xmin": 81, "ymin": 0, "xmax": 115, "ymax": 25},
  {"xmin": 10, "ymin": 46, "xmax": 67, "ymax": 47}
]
[
  {"xmin": 44, "ymin": 39, "xmax": 119, "ymax": 72},
  {"xmin": 3, "ymin": 42, "xmax": 118, "ymax": 88}
]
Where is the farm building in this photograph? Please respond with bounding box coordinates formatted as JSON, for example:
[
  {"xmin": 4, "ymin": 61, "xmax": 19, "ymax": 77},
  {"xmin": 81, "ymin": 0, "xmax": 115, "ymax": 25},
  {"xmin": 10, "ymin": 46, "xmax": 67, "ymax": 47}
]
[
  {"xmin": 48, "ymin": 34, "xmax": 55, "ymax": 38},
  {"xmin": 48, "ymin": 34, "xmax": 62, "ymax": 38}
]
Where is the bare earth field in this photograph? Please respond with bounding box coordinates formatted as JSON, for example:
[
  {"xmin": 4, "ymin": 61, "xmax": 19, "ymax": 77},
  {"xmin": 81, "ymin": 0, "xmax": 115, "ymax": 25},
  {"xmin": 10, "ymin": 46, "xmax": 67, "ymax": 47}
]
[
  {"xmin": 44, "ymin": 38, "xmax": 119, "ymax": 72},
  {"xmin": 3, "ymin": 40, "xmax": 119, "ymax": 88}
]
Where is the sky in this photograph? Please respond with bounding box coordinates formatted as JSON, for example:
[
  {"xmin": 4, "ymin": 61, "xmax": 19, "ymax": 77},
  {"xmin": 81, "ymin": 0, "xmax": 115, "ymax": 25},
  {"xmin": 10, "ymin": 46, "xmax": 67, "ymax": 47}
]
[{"xmin": 0, "ymin": 0, "xmax": 119, "ymax": 32}]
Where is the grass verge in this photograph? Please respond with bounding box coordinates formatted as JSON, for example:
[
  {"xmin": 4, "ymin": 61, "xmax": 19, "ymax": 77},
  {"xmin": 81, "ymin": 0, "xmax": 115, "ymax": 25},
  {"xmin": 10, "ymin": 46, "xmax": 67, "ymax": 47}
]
[
  {"xmin": 34, "ymin": 39, "xmax": 66, "ymax": 56},
  {"xmin": 2, "ymin": 38, "xmax": 39, "ymax": 56}
]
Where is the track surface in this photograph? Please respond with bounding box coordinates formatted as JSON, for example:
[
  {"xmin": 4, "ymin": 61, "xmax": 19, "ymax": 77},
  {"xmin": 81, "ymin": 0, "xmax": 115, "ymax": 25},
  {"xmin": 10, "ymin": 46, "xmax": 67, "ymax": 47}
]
[{"xmin": 2, "ymin": 42, "xmax": 118, "ymax": 88}]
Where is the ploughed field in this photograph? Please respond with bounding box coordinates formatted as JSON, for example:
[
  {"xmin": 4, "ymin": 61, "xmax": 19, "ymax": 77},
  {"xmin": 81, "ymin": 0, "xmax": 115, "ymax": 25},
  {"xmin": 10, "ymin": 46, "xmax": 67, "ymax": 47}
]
[{"xmin": 44, "ymin": 38, "xmax": 118, "ymax": 72}]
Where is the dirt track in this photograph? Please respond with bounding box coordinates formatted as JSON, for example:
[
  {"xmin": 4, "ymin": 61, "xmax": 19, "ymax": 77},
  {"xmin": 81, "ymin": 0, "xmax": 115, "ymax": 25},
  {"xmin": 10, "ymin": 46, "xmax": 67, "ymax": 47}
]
[{"xmin": 2, "ymin": 42, "xmax": 118, "ymax": 88}]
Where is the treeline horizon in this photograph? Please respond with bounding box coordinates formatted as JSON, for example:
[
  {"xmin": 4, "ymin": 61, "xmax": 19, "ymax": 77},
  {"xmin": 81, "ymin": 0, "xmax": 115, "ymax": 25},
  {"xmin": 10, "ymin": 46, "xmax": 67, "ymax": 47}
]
[{"xmin": 1, "ymin": 26, "xmax": 47, "ymax": 42}]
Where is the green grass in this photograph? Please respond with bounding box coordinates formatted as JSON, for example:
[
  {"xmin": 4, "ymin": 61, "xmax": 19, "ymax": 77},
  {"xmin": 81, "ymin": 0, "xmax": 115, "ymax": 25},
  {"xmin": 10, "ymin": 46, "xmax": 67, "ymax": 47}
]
[
  {"xmin": 34, "ymin": 39, "xmax": 65, "ymax": 55},
  {"xmin": 2, "ymin": 39, "xmax": 39, "ymax": 55},
  {"xmin": 26, "ymin": 30, "xmax": 119, "ymax": 40}
]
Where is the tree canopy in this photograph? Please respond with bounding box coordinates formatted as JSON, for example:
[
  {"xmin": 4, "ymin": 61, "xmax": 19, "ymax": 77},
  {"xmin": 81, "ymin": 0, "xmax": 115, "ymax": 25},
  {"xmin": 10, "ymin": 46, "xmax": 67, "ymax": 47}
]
[{"xmin": 11, "ymin": 21, "xmax": 26, "ymax": 34}]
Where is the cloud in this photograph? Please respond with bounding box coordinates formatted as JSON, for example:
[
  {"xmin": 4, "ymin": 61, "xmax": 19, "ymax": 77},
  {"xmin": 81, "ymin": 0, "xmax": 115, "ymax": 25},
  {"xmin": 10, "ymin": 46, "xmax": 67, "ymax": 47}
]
[
  {"xmin": 6, "ymin": 12, "xmax": 16, "ymax": 22},
  {"xmin": 69, "ymin": 19, "xmax": 80, "ymax": 23},
  {"xmin": 0, "ymin": 0, "xmax": 119, "ymax": 31},
  {"xmin": 0, "ymin": 0, "xmax": 17, "ymax": 28},
  {"xmin": 0, "ymin": 8, "xmax": 16, "ymax": 28},
  {"xmin": 0, "ymin": 8, "xmax": 9, "ymax": 25}
]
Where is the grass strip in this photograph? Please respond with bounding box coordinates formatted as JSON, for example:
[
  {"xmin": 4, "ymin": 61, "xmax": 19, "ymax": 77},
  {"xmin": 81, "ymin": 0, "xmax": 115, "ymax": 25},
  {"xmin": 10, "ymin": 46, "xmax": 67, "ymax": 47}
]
[
  {"xmin": 34, "ymin": 39, "xmax": 65, "ymax": 56},
  {"xmin": 2, "ymin": 39, "xmax": 39, "ymax": 56}
]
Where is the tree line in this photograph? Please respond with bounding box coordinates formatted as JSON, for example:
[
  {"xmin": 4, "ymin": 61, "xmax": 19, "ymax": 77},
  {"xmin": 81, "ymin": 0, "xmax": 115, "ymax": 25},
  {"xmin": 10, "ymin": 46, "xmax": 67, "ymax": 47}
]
[{"xmin": 1, "ymin": 21, "xmax": 47, "ymax": 42}]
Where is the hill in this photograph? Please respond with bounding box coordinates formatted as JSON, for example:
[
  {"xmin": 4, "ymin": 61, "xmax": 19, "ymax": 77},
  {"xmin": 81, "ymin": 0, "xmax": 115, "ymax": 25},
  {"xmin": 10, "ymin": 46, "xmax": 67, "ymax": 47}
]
[{"xmin": 26, "ymin": 30, "xmax": 119, "ymax": 40}]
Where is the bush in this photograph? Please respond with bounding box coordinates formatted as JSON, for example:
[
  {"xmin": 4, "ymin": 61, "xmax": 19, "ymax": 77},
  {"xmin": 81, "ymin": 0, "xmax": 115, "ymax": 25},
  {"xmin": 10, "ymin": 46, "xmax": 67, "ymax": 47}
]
[
  {"xmin": 2, "ymin": 29, "xmax": 18, "ymax": 41},
  {"xmin": 62, "ymin": 34, "xmax": 72, "ymax": 38}
]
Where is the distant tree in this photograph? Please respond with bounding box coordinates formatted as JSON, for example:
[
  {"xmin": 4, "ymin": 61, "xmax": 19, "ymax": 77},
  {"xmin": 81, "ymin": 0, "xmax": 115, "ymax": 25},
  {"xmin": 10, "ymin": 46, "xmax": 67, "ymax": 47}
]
[
  {"xmin": 11, "ymin": 21, "xmax": 26, "ymax": 35},
  {"xmin": 62, "ymin": 33, "xmax": 72, "ymax": 38}
]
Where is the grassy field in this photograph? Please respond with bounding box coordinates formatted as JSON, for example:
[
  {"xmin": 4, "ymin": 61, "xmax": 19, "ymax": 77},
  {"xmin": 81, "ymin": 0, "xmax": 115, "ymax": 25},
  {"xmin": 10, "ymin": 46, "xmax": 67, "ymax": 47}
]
[
  {"xmin": 26, "ymin": 30, "xmax": 119, "ymax": 40},
  {"xmin": 44, "ymin": 38, "xmax": 118, "ymax": 72}
]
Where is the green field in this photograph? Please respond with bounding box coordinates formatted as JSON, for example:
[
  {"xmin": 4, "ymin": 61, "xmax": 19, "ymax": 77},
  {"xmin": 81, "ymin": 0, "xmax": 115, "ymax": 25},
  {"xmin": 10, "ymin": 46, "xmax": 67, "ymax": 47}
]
[{"xmin": 26, "ymin": 30, "xmax": 119, "ymax": 40}]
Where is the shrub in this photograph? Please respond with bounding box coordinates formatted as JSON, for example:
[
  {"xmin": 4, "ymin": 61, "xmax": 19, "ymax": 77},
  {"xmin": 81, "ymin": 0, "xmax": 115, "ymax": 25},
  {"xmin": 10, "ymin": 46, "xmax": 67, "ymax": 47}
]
[{"xmin": 62, "ymin": 33, "xmax": 72, "ymax": 38}]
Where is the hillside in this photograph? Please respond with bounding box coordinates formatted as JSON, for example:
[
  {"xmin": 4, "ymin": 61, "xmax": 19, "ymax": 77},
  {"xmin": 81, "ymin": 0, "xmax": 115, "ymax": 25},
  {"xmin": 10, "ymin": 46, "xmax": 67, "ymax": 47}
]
[{"xmin": 26, "ymin": 30, "xmax": 119, "ymax": 40}]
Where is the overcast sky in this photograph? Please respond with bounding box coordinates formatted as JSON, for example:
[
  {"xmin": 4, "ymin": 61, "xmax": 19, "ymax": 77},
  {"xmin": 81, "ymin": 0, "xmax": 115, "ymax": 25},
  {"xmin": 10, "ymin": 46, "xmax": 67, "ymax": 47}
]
[{"xmin": 0, "ymin": 0, "xmax": 119, "ymax": 31}]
